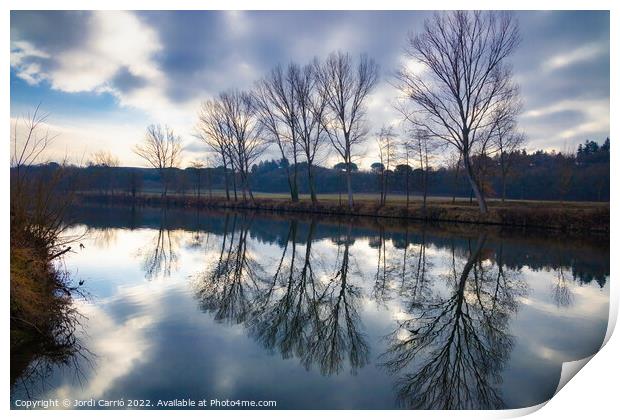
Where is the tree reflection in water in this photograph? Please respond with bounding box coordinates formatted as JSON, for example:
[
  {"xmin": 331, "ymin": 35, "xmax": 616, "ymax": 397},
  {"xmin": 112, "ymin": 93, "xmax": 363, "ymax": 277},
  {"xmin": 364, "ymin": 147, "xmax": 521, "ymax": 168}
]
[
  {"xmin": 11, "ymin": 280, "xmax": 92, "ymax": 400},
  {"xmin": 380, "ymin": 234, "xmax": 527, "ymax": 409},
  {"xmin": 88, "ymin": 227, "xmax": 118, "ymax": 248},
  {"xmin": 372, "ymin": 226, "xmax": 434, "ymax": 309},
  {"xmin": 306, "ymin": 222, "xmax": 369, "ymax": 375},
  {"xmin": 248, "ymin": 219, "xmax": 321, "ymax": 366},
  {"xmin": 192, "ymin": 216, "xmax": 536, "ymax": 408},
  {"xmin": 14, "ymin": 206, "xmax": 603, "ymax": 410},
  {"xmin": 137, "ymin": 210, "xmax": 180, "ymax": 280},
  {"xmin": 194, "ymin": 216, "xmax": 369, "ymax": 375},
  {"xmin": 194, "ymin": 214, "xmax": 268, "ymax": 324},
  {"xmin": 551, "ymin": 266, "xmax": 573, "ymax": 307}
]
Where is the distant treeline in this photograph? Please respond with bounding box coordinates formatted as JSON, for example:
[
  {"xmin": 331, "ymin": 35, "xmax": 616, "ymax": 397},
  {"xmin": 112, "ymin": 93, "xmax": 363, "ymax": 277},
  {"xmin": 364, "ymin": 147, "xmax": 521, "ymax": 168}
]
[{"xmin": 21, "ymin": 138, "xmax": 609, "ymax": 202}]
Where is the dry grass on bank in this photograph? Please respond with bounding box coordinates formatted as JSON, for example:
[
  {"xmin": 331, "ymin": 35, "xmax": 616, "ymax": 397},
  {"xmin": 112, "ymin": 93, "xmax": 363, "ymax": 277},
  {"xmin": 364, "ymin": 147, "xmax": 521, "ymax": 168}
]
[{"xmin": 77, "ymin": 191, "xmax": 609, "ymax": 233}]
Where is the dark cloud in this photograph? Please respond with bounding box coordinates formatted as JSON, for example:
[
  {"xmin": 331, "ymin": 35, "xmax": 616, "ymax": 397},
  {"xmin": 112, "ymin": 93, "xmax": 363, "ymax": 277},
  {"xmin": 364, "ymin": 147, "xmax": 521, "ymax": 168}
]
[
  {"xmin": 10, "ymin": 11, "xmax": 94, "ymax": 82},
  {"xmin": 513, "ymin": 11, "xmax": 609, "ymax": 109},
  {"xmin": 136, "ymin": 11, "xmax": 224, "ymax": 101},
  {"xmin": 136, "ymin": 11, "xmax": 428, "ymax": 102},
  {"xmin": 521, "ymin": 109, "xmax": 589, "ymax": 140},
  {"xmin": 10, "ymin": 10, "xmax": 92, "ymax": 53},
  {"xmin": 110, "ymin": 66, "xmax": 148, "ymax": 93},
  {"xmin": 10, "ymin": 10, "xmax": 610, "ymax": 150}
]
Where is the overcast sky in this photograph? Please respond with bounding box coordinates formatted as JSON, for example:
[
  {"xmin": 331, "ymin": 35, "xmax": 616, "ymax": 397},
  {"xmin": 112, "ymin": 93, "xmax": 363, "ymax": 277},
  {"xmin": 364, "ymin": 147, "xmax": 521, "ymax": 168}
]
[{"xmin": 10, "ymin": 10, "xmax": 610, "ymax": 168}]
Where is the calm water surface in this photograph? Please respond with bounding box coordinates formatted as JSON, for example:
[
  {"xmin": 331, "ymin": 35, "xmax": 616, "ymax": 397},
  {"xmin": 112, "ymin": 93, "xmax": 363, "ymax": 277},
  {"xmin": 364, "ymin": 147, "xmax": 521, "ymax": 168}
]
[{"xmin": 11, "ymin": 205, "xmax": 610, "ymax": 409}]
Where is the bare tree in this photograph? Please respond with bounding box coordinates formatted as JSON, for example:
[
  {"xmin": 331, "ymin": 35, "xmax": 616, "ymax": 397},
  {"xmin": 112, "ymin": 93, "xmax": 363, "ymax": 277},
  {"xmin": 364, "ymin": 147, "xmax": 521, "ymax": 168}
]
[
  {"xmin": 127, "ymin": 169, "xmax": 143, "ymax": 201},
  {"xmin": 133, "ymin": 124, "xmax": 183, "ymax": 199},
  {"xmin": 253, "ymin": 64, "xmax": 301, "ymax": 202},
  {"xmin": 446, "ymin": 151, "xmax": 462, "ymax": 204},
  {"xmin": 189, "ymin": 160, "xmax": 205, "ymax": 199},
  {"xmin": 10, "ymin": 107, "xmax": 89, "ymax": 394},
  {"xmin": 11, "ymin": 105, "xmax": 58, "ymax": 183},
  {"xmin": 197, "ymin": 99, "xmax": 233, "ymax": 201},
  {"xmin": 220, "ymin": 89, "xmax": 267, "ymax": 203},
  {"xmin": 399, "ymin": 138, "xmax": 416, "ymax": 208},
  {"xmin": 292, "ymin": 62, "xmax": 327, "ymax": 204},
  {"xmin": 412, "ymin": 129, "xmax": 435, "ymax": 209},
  {"xmin": 376, "ymin": 125, "xmax": 397, "ymax": 206},
  {"xmin": 316, "ymin": 51, "xmax": 379, "ymax": 209},
  {"xmin": 89, "ymin": 150, "xmax": 120, "ymax": 167},
  {"xmin": 11, "ymin": 105, "xmax": 74, "ymax": 255},
  {"xmin": 492, "ymin": 104, "xmax": 526, "ymax": 202},
  {"xmin": 203, "ymin": 155, "xmax": 215, "ymax": 199},
  {"xmin": 88, "ymin": 150, "xmax": 120, "ymax": 195},
  {"xmin": 396, "ymin": 11, "xmax": 520, "ymax": 214},
  {"xmin": 557, "ymin": 148, "xmax": 575, "ymax": 202}
]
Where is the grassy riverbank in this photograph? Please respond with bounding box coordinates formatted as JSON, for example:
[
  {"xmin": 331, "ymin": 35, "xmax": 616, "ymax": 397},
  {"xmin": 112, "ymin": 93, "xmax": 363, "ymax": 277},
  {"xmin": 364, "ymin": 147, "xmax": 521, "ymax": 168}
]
[
  {"xmin": 10, "ymin": 159, "xmax": 82, "ymax": 387},
  {"xmin": 77, "ymin": 192, "xmax": 609, "ymax": 233},
  {"xmin": 10, "ymin": 228, "xmax": 81, "ymax": 385}
]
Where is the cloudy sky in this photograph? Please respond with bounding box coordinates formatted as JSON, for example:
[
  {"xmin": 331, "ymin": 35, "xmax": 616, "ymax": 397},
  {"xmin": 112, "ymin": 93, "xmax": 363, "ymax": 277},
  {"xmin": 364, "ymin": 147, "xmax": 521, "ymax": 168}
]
[{"xmin": 10, "ymin": 10, "xmax": 610, "ymax": 168}]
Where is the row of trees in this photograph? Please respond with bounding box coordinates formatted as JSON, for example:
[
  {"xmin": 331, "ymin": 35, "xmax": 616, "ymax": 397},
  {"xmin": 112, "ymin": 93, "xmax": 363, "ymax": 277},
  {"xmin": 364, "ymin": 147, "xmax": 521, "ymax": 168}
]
[
  {"xmin": 129, "ymin": 11, "xmax": 529, "ymax": 214},
  {"xmin": 73, "ymin": 137, "xmax": 608, "ymax": 202},
  {"xmin": 70, "ymin": 135, "xmax": 610, "ymax": 202},
  {"xmin": 194, "ymin": 51, "xmax": 378, "ymax": 207},
  {"xmin": 12, "ymin": 12, "xmax": 609, "ymax": 210}
]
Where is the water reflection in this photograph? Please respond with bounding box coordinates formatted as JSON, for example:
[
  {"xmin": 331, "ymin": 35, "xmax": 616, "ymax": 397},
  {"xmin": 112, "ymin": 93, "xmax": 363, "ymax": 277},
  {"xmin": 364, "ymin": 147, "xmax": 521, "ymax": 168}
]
[
  {"xmin": 11, "ymin": 205, "xmax": 609, "ymax": 409},
  {"xmin": 10, "ymin": 279, "xmax": 92, "ymax": 400},
  {"xmin": 137, "ymin": 211, "xmax": 181, "ymax": 280},
  {"xmin": 194, "ymin": 216, "xmax": 369, "ymax": 375},
  {"xmin": 184, "ymin": 209, "xmax": 604, "ymax": 408},
  {"xmin": 380, "ymin": 235, "xmax": 527, "ymax": 409}
]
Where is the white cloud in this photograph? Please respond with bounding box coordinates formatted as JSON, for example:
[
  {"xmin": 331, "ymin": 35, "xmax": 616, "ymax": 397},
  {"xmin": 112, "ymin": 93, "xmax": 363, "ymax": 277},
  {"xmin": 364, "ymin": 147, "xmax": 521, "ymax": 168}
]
[
  {"xmin": 224, "ymin": 10, "xmax": 252, "ymax": 39},
  {"xmin": 10, "ymin": 11, "xmax": 198, "ymax": 126},
  {"xmin": 520, "ymin": 98, "xmax": 609, "ymax": 151},
  {"xmin": 12, "ymin": 12, "xmax": 161, "ymax": 93},
  {"xmin": 52, "ymin": 301, "xmax": 155, "ymax": 404},
  {"xmin": 542, "ymin": 42, "xmax": 607, "ymax": 72},
  {"xmin": 10, "ymin": 11, "xmax": 610, "ymax": 164}
]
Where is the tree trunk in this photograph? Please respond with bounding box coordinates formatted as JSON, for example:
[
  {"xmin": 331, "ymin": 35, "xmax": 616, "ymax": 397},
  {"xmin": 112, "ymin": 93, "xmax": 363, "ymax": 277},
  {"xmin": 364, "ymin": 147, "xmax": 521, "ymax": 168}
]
[
  {"xmin": 284, "ymin": 165, "xmax": 295, "ymax": 202},
  {"xmin": 223, "ymin": 161, "xmax": 230, "ymax": 201},
  {"xmin": 381, "ymin": 170, "xmax": 388, "ymax": 206},
  {"xmin": 422, "ymin": 169, "xmax": 428, "ymax": 210},
  {"xmin": 308, "ymin": 164, "xmax": 318, "ymax": 204},
  {"xmin": 500, "ymin": 153, "xmax": 506, "ymax": 202},
  {"xmin": 422, "ymin": 148, "xmax": 429, "ymax": 209},
  {"xmin": 452, "ymin": 155, "xmax": 461, "ymax": 204},
  {"xmin": 160, "ymin": 169, "xmax": 168, "ymax": 200},
  {"xmin": 291, "ymin": 148, "xmax": 299, "ymax": 203},
  {"xmin": 232, "ymin": 170, "xmax": 238, "ymax": 201},
  {"xmin": 276, "ymin": 145, "xmax": 296, "ymax": 202},
  {"xmin": 379, "ymin": 170, "xmax": 385, "ymax": 206},
  {"xmin": 463, "ymin": 154, "xmax": 487, "ymax": 214},
  {"xmin": 346, "ymin": 163, "xmax": 354, "ymax": 209},
  {"xmin": 405, "ymin": 168, "xmax": 410, "ymax": 208},
  {"xmin": 243, "ymin": 171, "xmax": 255, "ymax": 204},
  {"xmin": 384, "ymin": 170, "xmax": 389, "ymax": 205}
]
